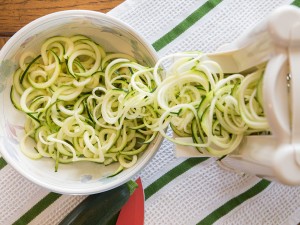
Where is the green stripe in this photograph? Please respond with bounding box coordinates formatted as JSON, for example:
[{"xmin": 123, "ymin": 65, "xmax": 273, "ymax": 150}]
[
  {"xmin": 152, "ymin": 0, "xmax": 222, "ymax": 51},
  {"xmin": 197, "ymin": 179, "xmax": 271, "ymax": 225},
  {"xmin": 13, "ymin": 193, "xmax": 61, "ymax": 225},
  {"xmin": 0, "ymin": 157, "xmax": 7, "ymax": 170},
  {"xmin": 145, "ymin": 157, "xmax": 208, "ymax": 200},
  {"xmin": 292, "ymin": 0, "xmax": 300, "ymax": 7}
]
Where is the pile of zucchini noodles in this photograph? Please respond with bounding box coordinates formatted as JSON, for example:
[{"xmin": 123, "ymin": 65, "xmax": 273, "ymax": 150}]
[
  {"xmin": 11, "ymin": 35, "xmax": 160, "ymax": 173},
  {"xmin": 153, "ymin": 53, "xmax": 269, "ymax": 157},
  {"xmin": 11, "ymin": 35, "xmax": 269, "ymax": 173}
]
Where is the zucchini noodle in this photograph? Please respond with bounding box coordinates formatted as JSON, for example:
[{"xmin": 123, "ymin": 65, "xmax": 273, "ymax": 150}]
[
  {"xmin": 154, "ymin": 52, "xmax": 269, "ymax": 157},
  {"xmin": 11, "ymin": 35, "xmax": 160, "ymax": 173}
]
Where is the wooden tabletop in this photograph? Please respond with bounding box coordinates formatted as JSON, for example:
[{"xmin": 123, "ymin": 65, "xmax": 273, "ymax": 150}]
[{"xmin": 0, "ymin": 0, "xmax": 123, "ymax": 49}]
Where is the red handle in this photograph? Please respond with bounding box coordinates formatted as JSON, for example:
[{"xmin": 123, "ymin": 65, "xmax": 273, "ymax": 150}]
[{"xmin": 116, "ymin": 178, "xmax": 144, "ymax": 225}]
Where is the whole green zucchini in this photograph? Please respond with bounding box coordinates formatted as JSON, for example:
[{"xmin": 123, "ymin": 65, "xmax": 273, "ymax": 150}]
[{"xmin": 59, "ymin": 180, "xmax": 138, "ymax": 225}]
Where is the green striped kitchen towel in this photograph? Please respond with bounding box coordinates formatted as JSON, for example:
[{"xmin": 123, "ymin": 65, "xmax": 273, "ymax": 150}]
[{"xmin": 1, "ymin": 0, "xmax": 300, "ymax": 224}]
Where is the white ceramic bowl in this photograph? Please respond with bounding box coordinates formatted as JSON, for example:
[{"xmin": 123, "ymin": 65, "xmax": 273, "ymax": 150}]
[{"xmin": 0, "ymin": 10, "xmax": 162, "ymax": 195}]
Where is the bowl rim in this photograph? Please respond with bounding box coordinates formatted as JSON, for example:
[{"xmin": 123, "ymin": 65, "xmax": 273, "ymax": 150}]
[
  {"xmin": 0, "ymin": 9, "xmax": 159, "ymax": 62},
  {"xmin": 0, "ymin": 10, "xmax": 162, "ymax": 195}
]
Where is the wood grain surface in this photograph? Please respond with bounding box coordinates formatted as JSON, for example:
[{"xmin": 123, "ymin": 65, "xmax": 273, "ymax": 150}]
[{"xmin": 0, "ymin": 0, "xmax": 123, "ymax": 48}]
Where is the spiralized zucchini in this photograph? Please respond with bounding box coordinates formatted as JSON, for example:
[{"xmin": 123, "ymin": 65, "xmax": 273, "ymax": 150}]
[
  {"xmin": 11, "ymin": 36, "xmax": 270, "ymax": 172},
  {"xmin": 153, "ymin": 52, "xmax": 269, "ymax": 157},
  {"xmin": 11, "ymin": 35, "xmax": 160, "ymax": 173}
]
